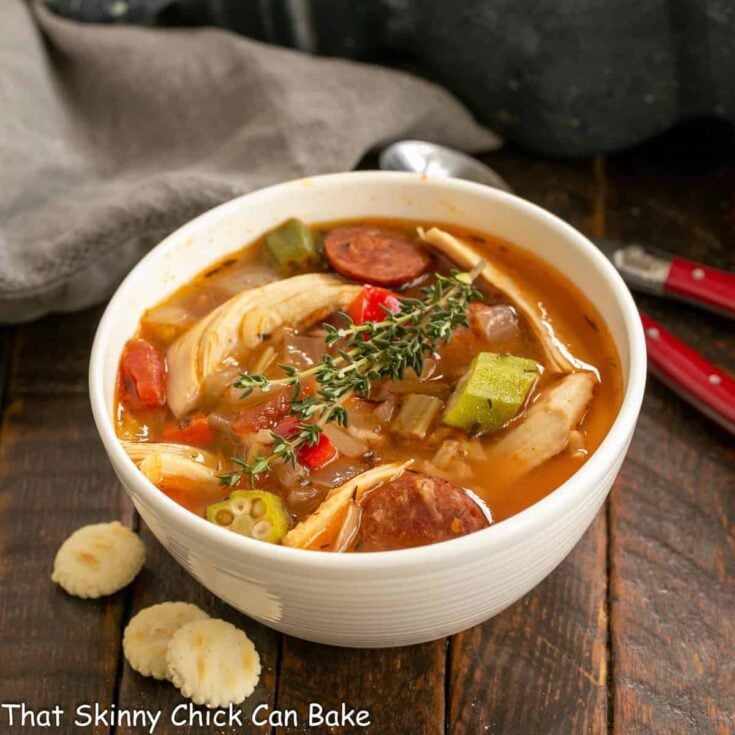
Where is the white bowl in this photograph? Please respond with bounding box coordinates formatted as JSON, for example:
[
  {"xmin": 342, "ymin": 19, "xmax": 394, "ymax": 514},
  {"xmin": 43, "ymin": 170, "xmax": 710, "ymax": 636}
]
[{"xmin": 90, "ymin": 172, "xmax": 646, "ymax": 648}]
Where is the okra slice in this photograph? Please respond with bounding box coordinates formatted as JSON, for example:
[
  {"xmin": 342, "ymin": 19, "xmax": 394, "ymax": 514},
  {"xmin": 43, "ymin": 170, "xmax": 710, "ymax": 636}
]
[
  {"xmin": 443, "ymin": 352, "xmax": 540, "ymax": 434},
  {"xmin": 265, "ymin": 218, "xmax": 322, "ymax": 276},
  {"xmin": 206, "ymin": 490, "xmax": 290, "ymax": 543}
]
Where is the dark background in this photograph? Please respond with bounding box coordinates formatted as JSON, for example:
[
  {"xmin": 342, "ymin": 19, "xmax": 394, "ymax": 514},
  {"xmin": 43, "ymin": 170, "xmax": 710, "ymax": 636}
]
[{"xmin": 46, "ymin": 0, "xmax": 735, "ymax": 156}]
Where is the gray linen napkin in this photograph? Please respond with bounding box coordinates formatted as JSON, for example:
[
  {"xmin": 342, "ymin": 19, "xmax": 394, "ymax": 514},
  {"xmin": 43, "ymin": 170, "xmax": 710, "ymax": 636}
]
[{"xmin": 0, "ymin": 1, "xmax": 499, "ymax": 323}]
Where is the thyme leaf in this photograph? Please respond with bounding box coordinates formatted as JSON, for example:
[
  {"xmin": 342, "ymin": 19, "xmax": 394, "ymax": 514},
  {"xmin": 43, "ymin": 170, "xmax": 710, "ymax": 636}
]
[{"xmin": 221, "ymin": 265, "xmax": 484, "ymax": 485}]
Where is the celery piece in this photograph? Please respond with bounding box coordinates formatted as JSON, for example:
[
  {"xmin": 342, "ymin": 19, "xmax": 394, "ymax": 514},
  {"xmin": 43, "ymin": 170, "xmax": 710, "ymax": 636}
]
[
  {"xmin": 443, "ymin": 352, "xmax": 539, "ymax": 434},
  {"xmin": 392, "ymin": 393, "xmax": 443, "ymax": 439},
  {"xmin": 265, "ymin": 218, "xmax": 321, "ymax": 275}
]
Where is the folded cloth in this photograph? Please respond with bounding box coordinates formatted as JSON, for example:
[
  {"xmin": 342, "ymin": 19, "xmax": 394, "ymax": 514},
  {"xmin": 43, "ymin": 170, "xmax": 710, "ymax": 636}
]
[{"xmin": 0, "ymin": 0, "xmax": 499, "ymax": 323}]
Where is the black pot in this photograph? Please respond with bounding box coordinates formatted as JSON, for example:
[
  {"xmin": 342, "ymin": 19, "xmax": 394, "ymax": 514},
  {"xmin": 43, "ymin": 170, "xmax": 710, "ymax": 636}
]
[{"xmin": 46, "ymin": 0, "xmax": 735, "ymax": 155}]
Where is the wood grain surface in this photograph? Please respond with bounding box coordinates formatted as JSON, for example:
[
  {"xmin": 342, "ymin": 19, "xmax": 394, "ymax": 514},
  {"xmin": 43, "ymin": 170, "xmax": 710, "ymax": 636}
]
[
  {"xmin": 115, "ymin": 520, "xmax": 281, "ymax": 735},
  {"xmin": 446, "ymin": 153, "xmax": 611, "ymax": 735},
  {"xmin": 0, "ymin": 313, "xmax": 130, "ymax": 734},
  {"xmin": 604, "ymin": 127, "xmax": 735, "ymax": 735},
  {"xmin": 0, "ymin": 127, "xmax": 732, "ymax": 735}
]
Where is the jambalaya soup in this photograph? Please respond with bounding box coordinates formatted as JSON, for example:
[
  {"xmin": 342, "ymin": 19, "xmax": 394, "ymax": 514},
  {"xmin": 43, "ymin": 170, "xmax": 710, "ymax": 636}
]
[{"xmin": 116, "ymin": 219, "xmax": 623, "ymax": 552}]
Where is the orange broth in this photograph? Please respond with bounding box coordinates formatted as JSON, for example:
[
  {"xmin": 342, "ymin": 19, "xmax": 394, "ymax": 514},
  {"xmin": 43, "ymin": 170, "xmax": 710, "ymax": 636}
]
[{"xmin": 116, "ymin": 219, "xmax": 623, "ymax": 532}]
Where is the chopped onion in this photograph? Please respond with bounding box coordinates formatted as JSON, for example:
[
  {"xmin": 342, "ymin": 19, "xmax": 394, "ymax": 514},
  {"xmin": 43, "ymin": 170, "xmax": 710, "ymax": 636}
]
[
  {"xmin": 309, "ymin": 459, "xmax": 364, "ymax": 489},
  {"xmin": 142, "ymin": 303, "xmax": 194, "ymax": 328},
  {"xmin": 433, "ymin": 439, "xmax": 465, "ymax": 469},
  {"xmin": 323, "ymin": 423, "xmax": 369, "ymax": 458},
  {"xmin": 246, "ymin": 441, "xmax": 267, "ymax": 464},
  {"xmin": 347, "ymin": 425, "xmax": 385, "ymax": 445},
  {"xmin": 212, "ymin": 264, "xmax": 277, "ymax": 298},
  {"xmin": 470, "ymin": 304, "xmax": 519, "ymax": 342},
  {"xmin": 274, "ymin": 459, "xmax": 308, "ymax": 490},
  {"xmin": 367, "ymin": 379, "xmax": 392, "ymax": 401},
  {"xmin": 206, "ymin": 411, "xmax": 235, "ymax": 434},
  {"xmin": 141, "ymin": 304, "xmax": 195, "ymax": 343},
  {"xmin": 373, "ymin": 396, "xmax": 398, "ymax": 423},
  {"xmin": 254, "ymin": 429, "xmax": 275, "ymax": 445},
  {"xmin": 419, "ymin": 459, "xmax": 473, "ymax": 483},
  {"xmin": 287, "ymin": 485, "xmax": 322, "ymax": 516},
  {"xmin": 333, "ymin": 502, "xmax": 360, "ymax": 552},
  {"xmin": 347, "ymin": 407, "xmax": 379, "ymax": 430},
  {"xmin": 431, "ymin": 436, "xmax": 485, "ymax": 469},
  {"xmin": 283, "ymin": 328, "xmax": 325, "ymax": 369}
]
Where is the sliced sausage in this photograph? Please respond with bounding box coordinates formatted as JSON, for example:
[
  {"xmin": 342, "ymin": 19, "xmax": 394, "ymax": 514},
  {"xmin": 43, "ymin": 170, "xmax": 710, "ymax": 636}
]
[
  {"xmin": 324, "ymin": 226, "xmax": 430, "ymax": 287},
  {"xmin": 356, "ymin": 472, "xmax": 489, "ymax": 551}
]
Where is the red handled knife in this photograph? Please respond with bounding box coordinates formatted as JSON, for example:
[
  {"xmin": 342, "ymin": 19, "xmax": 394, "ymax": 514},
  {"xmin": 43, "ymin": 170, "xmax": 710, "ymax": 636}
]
[
  {"xmin": 595, "ymin": 241, "xmax": 735, "ymax": 319},
  {"xmin": 640, "ymin": 312, "xmax": 735, "ymax": 435}
]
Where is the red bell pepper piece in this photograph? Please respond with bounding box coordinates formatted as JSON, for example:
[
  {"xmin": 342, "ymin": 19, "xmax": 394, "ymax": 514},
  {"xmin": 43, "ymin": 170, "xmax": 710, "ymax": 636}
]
[
  {"xmin": 274, "ymin": 416, "xmax": 338, "ymax": 470},
  {"xmin": 347, "ymin": 286, "xmax": 401, "ymax": 325},
  {"xmin": 118, "ymin": 339, "xmax": 167, "ymax": 409},
  {"xmin": 162, "ymin": 412, "xmax": 214, "ymax": 446},
  {"xmin": 298, "ymin": 433, "xmax": 337, "ymax": 470}
]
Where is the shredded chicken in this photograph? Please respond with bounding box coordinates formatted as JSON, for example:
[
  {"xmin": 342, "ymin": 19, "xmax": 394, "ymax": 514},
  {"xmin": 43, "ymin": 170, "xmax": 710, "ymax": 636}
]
[
  {"xmin": 166, "ymin": 274, "xmax": 361, "ymax": 417},
  {"xmin": 282, "ymin": 461, "xmax": 412, "ymax": 549},
  {"xmin": 121, "ymin": 441, "xmax": 220, "ymax": 489},
  {"xmin": 121, "ymin": 440, "xmax": 217, "ymax": 467},
  {"xmin": 418, "ymin": 227, "xmax": 576, "ymax": 374},
  {"xmin": 485, "ymin": 372, "xmax": 595, "ymax": 484}
]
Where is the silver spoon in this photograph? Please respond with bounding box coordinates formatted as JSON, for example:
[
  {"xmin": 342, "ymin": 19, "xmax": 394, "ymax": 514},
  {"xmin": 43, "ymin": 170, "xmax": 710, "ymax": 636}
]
[
  {"xmin": 379, "ymin": 140, "xmax": 513, "ymax": 193},
  {"xmin": 379, "ymin": 139, "xmax": 735, "ymax": 435}
]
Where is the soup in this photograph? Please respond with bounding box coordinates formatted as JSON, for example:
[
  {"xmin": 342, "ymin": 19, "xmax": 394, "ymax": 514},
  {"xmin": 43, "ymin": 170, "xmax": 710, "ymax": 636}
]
[{"xmin": 115, "ymin": 218, "xmax": 622, "ymax": 552}]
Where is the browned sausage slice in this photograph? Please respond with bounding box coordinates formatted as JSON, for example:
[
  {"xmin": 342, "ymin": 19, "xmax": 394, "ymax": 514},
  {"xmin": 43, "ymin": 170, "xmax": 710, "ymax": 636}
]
[
  {"xmin": 356, "ymin": 472, "xmax": 490, "ymax": 551},
  {"xmin": 324, "ymin": 226, "xmax": 430, "ymax": 287}
]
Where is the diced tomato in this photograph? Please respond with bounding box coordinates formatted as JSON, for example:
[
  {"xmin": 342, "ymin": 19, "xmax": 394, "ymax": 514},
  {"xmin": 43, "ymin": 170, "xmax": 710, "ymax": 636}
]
[
  {"xmin": 232, "ymin": 380, "xmax": 317, "ymax": 437},
  {"xmin": 118, "ymin": 339, "xmax": 166, "ymax": 409},
  {"xmin": 162, "ymin": 412, "xmax": 214, "ymax": 446},
  {"xmin": 347, "ymin": 286, "xmax": 401, "ymax": 325},
  {"xmin": 232, "ymin": 393, "xmax": 290, "ymax": 435},
  {"xmin": 274, "ymin": 416, "xmax": 337, "ymax": 470},
  {"xmin": 273, "ymin": 415, "xmax": 301, "ymax": 438}
]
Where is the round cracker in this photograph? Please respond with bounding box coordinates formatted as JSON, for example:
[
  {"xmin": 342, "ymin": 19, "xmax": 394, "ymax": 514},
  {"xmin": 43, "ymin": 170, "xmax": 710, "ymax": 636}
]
[
  {"xmin": 51, "ymin": 521, "xmax": 145, "ymax": 598},
  {"xmin": 123, "ymin": 602, "xmax": 209, "ymax": 680},
  {"xmin": 167, "ymin": 618, "xmax": 261, "ymax": 707}
]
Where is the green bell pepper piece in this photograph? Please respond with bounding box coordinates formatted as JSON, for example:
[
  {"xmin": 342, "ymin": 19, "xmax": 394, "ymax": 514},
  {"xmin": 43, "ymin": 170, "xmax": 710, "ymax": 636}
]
[
  {"xmin": 265, "ymin": 218, "xmax": 322, "ymax": 276},
  {"xmin": 443, "ymin": 352, "xmax": 540, "ymax": 434}
]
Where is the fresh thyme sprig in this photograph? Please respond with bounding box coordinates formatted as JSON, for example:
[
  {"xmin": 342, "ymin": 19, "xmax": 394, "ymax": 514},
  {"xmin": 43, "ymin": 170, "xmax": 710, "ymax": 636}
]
[{"xmin": 218, "ymin": 264, "xmax": 484, "ymax": 486}]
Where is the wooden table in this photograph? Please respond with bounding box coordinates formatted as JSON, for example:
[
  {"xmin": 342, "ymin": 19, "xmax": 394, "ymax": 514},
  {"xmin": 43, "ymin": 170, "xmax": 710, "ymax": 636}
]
[{"xmin": 1, "ymin": 124, "xmax": 733, "ymax": 734}]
